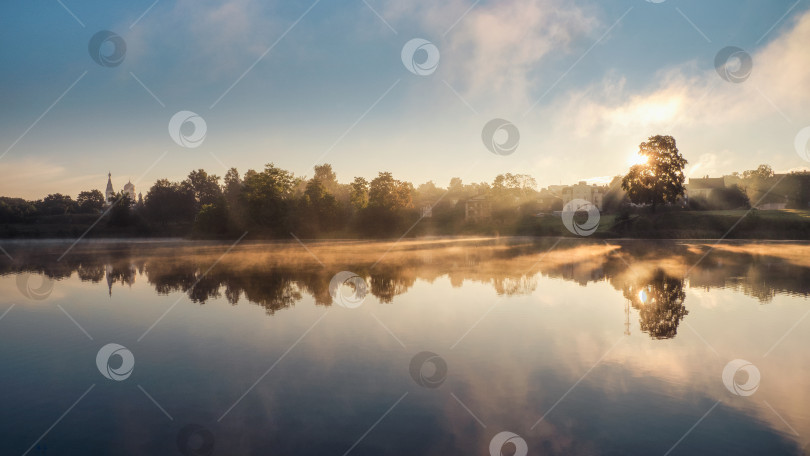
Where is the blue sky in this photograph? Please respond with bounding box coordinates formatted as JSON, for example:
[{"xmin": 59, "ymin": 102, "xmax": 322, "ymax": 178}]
[{"xmin": 1, "ymin": 0, "xmax": 809, "ymax": 198}]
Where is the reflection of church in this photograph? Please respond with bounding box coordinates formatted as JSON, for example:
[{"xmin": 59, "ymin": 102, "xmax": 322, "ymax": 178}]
[
  {"xmin": 104, "ymin": 172, "xmax": 140, "ymax": 206},
  {"xmin": 105, "ymin": 263, "xmax": 137, "ymax": 296}
]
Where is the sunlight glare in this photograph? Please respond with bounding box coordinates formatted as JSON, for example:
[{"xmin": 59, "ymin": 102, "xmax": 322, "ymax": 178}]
[{"xmin": 628, "ymin": 152, "xmax": 648, "ymax": 166}]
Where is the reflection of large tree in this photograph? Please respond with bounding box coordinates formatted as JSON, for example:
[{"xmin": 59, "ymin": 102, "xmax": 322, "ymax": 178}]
[{"xmin": 623, "ymin": 270, "xmax": 688, "ymax": 339}]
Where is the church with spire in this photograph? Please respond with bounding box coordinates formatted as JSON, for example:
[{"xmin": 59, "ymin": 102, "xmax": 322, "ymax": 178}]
[{"xmin": 104, "ymin": 172, "xmax": 141, "ymax": 206}]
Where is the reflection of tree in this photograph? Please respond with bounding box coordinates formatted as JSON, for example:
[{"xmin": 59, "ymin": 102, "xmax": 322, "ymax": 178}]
[
  {"xmin": 230, "ymin": 272, "xmax": 302, "ymax": 314},
  {"xmin": 369, "ymin": 270, "xmax": 415, "ymax": 303},
  {"xmin": 3, "ymin": 240, "xmax": 810, "ymax": 334},
  {"xmin": 105, "ymin": 263, "xmax": 137, "ymax": 295},
  {"xmin": 491, "ymin": 276, "xmax": 537, "ymax": 295},
  {"xmin": 77, "ymin": 263, "xmax": 105, "ymax": 282},
  {"xmin": 623, "ymin": 270, "xmax": 688, "ymax": 339}
]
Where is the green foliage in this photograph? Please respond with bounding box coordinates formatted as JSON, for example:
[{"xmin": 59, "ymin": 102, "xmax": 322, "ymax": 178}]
[
  {"xmin": 358, "ymin": 172, "xmax": 416, "ymax": 236},
  {"xmin": 108, "ymin": 191, "xmax": 134, "ymax": 226},
  {"xmin": 298, "ymin": 178, "xmax": 341, "ymax": 234},
  {"xmin": 349, "ymin": 177, "xmax": 368, "ymax": 210},
  {"xmin": 313, "ymin": 164, "xmax": 339, "ymax": 195},
  {"xmin": 368, "ymin": 172, "xmax": 413, "ymax": 210},
  {"xmin": 738, "ymin": 164, "xmax": 784, "ymax": 206},
  {"xmin": 240, "ymin": 164, "xmax": 296, "ymax": 234},
  {"xmin": 77, "ymin": 190, "xmax": 105, "ymax": 213},
  {"xmin": 194, "ymin": 200, "xmax": 230, "ymax": 236},
  {"xmin": 742, "ymin": 164, "xmax": 774, "ymax": 180},
  {"xmin": 185, "ymin": 169, "xmax": 222, "ymax": 209},
  {"xmin": 0, "ymin": 197, "xmax": 36, "ymax": 222},
  {"xmin": 689, "ymin": 185, "xmax": 750, "ymax": 210},
  {"xmin": 6, "ymin": 159, "xmax": 810, "ymax": 240},
  {"xmin": 621, "ymin": 135, "xmax": 687, "ymax": 208},
  {"xmin": 38, "ymin": 193, "xmax": 75, "ymax": 216},
  {"xmin": 144, "ymin": 179, "xmax": 196, "ymax": 225}
]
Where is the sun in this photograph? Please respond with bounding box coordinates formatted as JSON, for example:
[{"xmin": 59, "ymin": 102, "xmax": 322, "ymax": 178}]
[{"xmin": 627, "ymin": 152, "xmax": 648, "ymax": 167}]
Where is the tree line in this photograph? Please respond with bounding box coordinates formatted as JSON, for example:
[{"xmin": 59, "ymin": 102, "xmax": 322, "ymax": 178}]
[
  {"xmin": 2, "ymin": 134, "xmax": 810, "ymax": 238},
  {"xmin": 0, "ymin": 164, "xmax": 543, "ymax": 238}
]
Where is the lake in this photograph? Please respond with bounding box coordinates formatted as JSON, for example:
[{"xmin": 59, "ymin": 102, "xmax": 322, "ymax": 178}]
[{"xmin": 1, "ymin": 238, "xmax": 809, "ymax": 455}]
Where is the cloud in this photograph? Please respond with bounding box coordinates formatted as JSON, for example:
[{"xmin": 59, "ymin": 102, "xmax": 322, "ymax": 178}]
[
  {"xmin": 122, "ymin": 0, "xmax": 281, "ymax": 84},
  {"xmin": 555, "ymin": 9, "xmax": 810, "ymax": 135},
  {"xmin": 0, "ymin": 159, "xmax": 102, "ymax": 199},
  {"xmin": 385, "ymin": 0, "xmax": 600, "ymax": 112}
]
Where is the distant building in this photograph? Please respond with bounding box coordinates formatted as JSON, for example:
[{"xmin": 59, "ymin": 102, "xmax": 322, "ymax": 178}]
[
  {"xmin": 123, "ymin": 180, "xmax": 136, "ymax": 201},
  {"xmin": 465, "ymin": 195, "xmax": 491, "ymax": 222},
  {"xmin": 723, "ymin": 174, "xmax": 743, "ymax": 188},
  {"xmin": 537, "ymin": 188, "xmax": 563, "ymax": 212},
  {"xmin": 105, "ymin": 172, "xmax": 115, "ymax": 205},
  {"xmin": 754, "ymin": 174, "xmax": 788, "ymax": 209},
  {"xmin": 561, "ymin": 181, "xmax": 605, "ymax": 211},
  {"xmin": 104, "ymin": 172, "xmax": 135, "ymax": 206},
  {"xmin": 420, "ymin": 204, "xmax": 433, "ymax": 218},
  {"xmin": 757, "ymin": 201, "xmax": 788, "ymax": 210},
  {"xmin": 686, "ymin": 177, "xmax": 724, "ymax": 199}
]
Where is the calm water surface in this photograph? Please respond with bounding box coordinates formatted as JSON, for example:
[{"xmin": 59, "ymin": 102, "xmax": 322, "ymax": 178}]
[{"xmin": 1, "ymin": 238, "xmax": 809, "ymax": 455}]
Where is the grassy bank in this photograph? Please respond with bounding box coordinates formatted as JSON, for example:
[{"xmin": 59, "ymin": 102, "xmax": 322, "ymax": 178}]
[
  {"xmin": 3, "ymin": 209, "xmax": 810, "ymax": 240},
  {"xmin": 599, "ymin": 209, "xmax": 810, "ymax": 239}
]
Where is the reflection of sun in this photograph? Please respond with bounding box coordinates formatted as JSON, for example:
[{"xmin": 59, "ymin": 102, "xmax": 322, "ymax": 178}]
[{"xmin": 628, "ymin": 152, "xmax": 648, "ymax": 166}]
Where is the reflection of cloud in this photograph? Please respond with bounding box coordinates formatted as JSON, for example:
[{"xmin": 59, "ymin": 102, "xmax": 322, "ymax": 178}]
[
  {"xmin": 688, "ymin": 287, "xmax": 721, "ymax": 309},
  {"xmin": 5, "ymin": 238, "xmax": 810, "ymax": 449}
]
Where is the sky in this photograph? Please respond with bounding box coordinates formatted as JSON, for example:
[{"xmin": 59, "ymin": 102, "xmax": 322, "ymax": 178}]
[{"xmin": 1, "ymin": 0, "xmax": 809, "ymax": 199}]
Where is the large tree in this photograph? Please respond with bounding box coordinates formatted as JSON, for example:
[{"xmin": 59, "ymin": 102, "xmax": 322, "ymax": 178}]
[
  {"xmin": 241, "ymin": 163, "xmax": 297, "ymax": 233},
  {"xmin": 185, "ymin": 169, "xmax": 222, "ymax": 209},
  {"xmin": 313, "ymin": 164, "xmax": 339, "ymax": 195},
  {"xmin": 108, "ymin": 191, "xmax": 134, "ymax": 226},
  {"xmin": 298, "ymin": 178, "xmax": 340, "ymax": 233},
  {"xmin": 368, "ymin": 172, "xmax": 413, "ymax": 210},
  {"xmin": 76, "ymin": 190, "xmax": 105, "ymax": 213},
  {"xmin": 38, "ymin": 193, "xmax": 75, "ymax": 216},
  {"xmin": 621, "ymin": 135, "xmax": 687, "ymax": 209},
  {"xmin": 349, "ymin": 177, "xmax": 369, "ymax": 210},
  {"xmin": 144, "ymin": 179, "xmax": 196, "ymax": 225}
]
